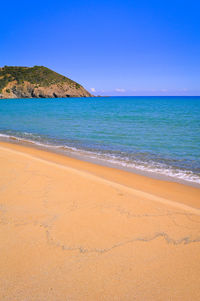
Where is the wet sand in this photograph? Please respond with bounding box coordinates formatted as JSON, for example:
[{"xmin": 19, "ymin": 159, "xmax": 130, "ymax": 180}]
[{"xmin": 0, "ymin": 141, "xmax": 200, "ymax": 300}]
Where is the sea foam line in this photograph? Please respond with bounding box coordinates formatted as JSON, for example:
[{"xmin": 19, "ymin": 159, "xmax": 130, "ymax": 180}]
[{"xmin": 0, "ymin": 132, "xmax": 199, "ymax": 185}]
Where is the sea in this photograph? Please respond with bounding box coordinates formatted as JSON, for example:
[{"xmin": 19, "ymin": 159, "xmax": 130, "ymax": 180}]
[{"xmin": 0, "ymin": 96, "xmax": 200, "ymax": 186}]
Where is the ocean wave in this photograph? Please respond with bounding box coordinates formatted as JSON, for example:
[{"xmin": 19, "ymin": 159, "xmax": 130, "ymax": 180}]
[{"xmin": 0, "ymin": 132, "xmax": 199, "ymax": 185}]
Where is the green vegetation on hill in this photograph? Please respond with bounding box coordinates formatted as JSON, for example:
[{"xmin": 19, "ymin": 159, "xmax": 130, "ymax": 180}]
[{"xmin": 0, "ymin": 66, "xmax": 80, "ymax": 92}]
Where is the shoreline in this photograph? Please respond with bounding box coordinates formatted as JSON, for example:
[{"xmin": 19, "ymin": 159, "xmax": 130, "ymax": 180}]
[
  {"xmin": 0, "ymin": 134, "xmax": 199, "ymax": 189},
  {"xmin": 0, "ymin": 140, "xmax": 200, "ymax": 208}
]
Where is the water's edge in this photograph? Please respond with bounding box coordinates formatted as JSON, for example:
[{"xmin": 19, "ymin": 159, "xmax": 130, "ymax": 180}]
[{"xmin": 1, "ymin": 133, "xmax": 199, "ymax": 189}]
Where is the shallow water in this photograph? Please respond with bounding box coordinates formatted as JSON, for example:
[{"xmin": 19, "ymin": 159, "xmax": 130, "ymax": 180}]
[{"xmin": 0, "ymin": 96, "xmax": 200, "ymax": 184}]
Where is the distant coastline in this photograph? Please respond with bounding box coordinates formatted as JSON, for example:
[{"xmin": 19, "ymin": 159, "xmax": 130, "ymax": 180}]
[{"xmin": 0, "ymin": 66, "xmax": 92, "ymax": 99}]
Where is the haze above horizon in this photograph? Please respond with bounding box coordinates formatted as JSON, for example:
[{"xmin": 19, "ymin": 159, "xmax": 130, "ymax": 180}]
[{"xmin": 1, "ymin": 0, "xmax": 200, "ymax": 96}]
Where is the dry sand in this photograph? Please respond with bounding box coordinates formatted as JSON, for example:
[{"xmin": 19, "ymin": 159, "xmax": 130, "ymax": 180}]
[{"xmin": 0, "ymin": 141, "xmax": 200, "ymax": 300}]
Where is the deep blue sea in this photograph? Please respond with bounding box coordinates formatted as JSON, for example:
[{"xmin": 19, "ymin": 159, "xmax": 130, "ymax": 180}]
[{"xmin": 0, "ymin": 96, "xmax": 200, "ymax": 185}]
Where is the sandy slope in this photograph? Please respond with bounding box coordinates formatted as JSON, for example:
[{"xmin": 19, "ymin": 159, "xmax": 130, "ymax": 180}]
[{"xmin": 0, "ymin": 141, "xmax": 200, "ymax": 300}]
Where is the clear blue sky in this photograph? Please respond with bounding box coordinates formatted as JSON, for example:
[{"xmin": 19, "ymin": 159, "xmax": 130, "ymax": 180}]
[{"xmin": 1, "ymin": 0, "xmax": 200, "ymax": 96}]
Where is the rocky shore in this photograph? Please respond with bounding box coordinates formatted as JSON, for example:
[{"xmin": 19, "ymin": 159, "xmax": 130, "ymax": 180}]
[{"xmin": 0, "ymin": 66, "xmax": 92, "ymax": 98}]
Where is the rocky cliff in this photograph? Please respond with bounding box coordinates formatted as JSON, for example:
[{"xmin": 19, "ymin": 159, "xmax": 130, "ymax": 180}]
[{"xmin": 0, "ymin": 66, "xmax": 92, "ymax": 98}]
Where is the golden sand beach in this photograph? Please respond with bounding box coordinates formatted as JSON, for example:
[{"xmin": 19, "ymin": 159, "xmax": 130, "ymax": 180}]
[{"xmin": 0, "ymin": 141, "xmax": 200, "ymax": 300}]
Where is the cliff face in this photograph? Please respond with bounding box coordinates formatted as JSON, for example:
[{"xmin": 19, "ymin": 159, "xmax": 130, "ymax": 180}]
[{"xmin": 0, "ymin": 66, "xmax": 92, "ymax": 98}]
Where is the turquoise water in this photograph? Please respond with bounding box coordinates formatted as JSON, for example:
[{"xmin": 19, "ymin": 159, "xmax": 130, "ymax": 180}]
[{"xmin": 0, "ymin": 96, "xmax": 200, "ymax": 184}]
